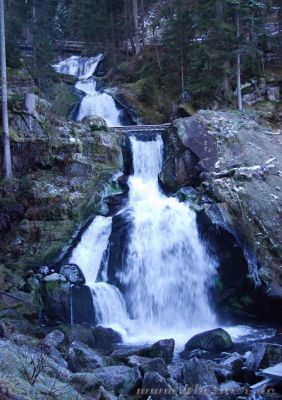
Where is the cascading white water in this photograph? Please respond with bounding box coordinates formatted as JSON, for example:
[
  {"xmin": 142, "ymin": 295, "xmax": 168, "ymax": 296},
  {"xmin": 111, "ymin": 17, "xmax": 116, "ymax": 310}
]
[
  {"xmin": 118, "ymin": 136, "xmax": 217, "ymax": 334},
  {"xmin": 53, "ymin": 55, "xmax": 122, "ymax": 126},
  {"xmin": 69, "ymin": 215, "xmax": 128, "ymax": 330},
  {"xmin": 70, "ymin": 216, "xmax": 112, "ymax": 285},
  {"xmin": 68, "ymin": 134, "xmax": 219, "ymax": 345}
]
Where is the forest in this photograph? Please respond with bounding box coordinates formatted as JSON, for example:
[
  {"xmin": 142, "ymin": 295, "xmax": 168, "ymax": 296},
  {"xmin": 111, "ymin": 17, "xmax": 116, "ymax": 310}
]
[
  {"xmin": 0, "ymin": 1, "xmax": 281, "ymax": 399},
  {"xmin": 5, "ymin": 0, "xmax": 281, "ymax": 106}
]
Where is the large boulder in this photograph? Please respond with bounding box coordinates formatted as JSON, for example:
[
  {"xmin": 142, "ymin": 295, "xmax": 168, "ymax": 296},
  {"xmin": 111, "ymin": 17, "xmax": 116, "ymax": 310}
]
[
  {"xmin": 59, "ymin": 264, "xmax": 86, "ymax": 285},
  {"xmin": 159, "ymin": 117, "xmax": 217, "ymax": 191},
  {"xmin": 92, "ymin": 326, "xmax": 122, "ymax": 354},
  {"xmin": 70, "ymin": 366, "xmax": 142, "ymax": 395},
  {"xmin": 109, "ymin": 344, "xmax": 152, "ymax": 362},
  {"xmin": 127, "ymin": 355, "xmax": 169, "ymax": 378},
  {"xmin": 182, "ymin": 358, "xmax": 218, "ymax": 387},
  {"xmin": 246, "ymin": 343, "xmax": 282, "ymax": 371},
  {"xmin": 139, "ymin": 357, "xmax": 169, "ymax": 378},
  {"xmin": 219, "ymin": 352, "xmax": 244, "ymax": 381},
  {"xmin": 181, "ymin": 329, "xmax": 233, "ymax": 356},
  {"xmin": 58, "ymin": 324, "xmax": 95, "ymax": 348},
  {"xmin": 41, "ymin": 329, "xmax": 65, "ymax": 348},
  {"xmin": 82, "ymin": 115, "xmax": 108, "ymax": 131},
  {"xmin": 68, "ymin": 340, "xmax": 104, "ymax": 372},
  {"xmin": 142, "ymin": 371, "xmax": 174, "ymax": 399},
  {"xmin": 70, "ymin": 285, "xmax": 96, "ymax": 324},
  {"xmin": 149, "ymin": 339, "xmax": 175, "ymax": 364},
  {"xmin": 42, "ymin": 273, "xmax": 70, "ymax": 324}
]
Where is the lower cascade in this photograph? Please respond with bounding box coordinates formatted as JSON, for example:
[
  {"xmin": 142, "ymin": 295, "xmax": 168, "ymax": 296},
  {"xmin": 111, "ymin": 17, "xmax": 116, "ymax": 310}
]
[{"xmin": 69, "ymin": 134, "xmax": 218, "ymax": 344}]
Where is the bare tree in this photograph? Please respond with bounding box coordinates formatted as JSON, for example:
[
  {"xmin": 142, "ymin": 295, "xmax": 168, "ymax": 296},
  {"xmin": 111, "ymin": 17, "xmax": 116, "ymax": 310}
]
[{"xmin": 0, "ymin": 0, "xmax": 12, "ymax": 178}]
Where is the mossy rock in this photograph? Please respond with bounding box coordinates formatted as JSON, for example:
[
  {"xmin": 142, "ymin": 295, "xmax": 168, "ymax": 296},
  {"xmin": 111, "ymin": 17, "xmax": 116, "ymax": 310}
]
[
  {"xmin": 82, "ymin": 115, "xmax": 108, "ymax": 132},
  {"xmin": 182, "ymin": 328, "xmax": 233, "ymax": 352}
]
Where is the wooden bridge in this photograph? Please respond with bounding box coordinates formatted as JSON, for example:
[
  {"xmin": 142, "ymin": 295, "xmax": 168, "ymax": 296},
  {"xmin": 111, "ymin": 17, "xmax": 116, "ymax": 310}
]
[
  {"xmin": 111, "ymin": 124, "xmax": 170, "ymax": 132},
  {"xmin": 19, "ymin": 40, "xmax": 114, "ymax": 54},
  {"xmin": 19, "ymin": 38, "xmax": 162, "ymax": 54}
]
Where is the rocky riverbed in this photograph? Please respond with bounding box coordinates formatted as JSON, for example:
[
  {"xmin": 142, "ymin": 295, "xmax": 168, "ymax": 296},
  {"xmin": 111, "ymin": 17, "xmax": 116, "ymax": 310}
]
[{"xmin": 0, "ymin": 320, "xmax": 282, "ymax": 399}]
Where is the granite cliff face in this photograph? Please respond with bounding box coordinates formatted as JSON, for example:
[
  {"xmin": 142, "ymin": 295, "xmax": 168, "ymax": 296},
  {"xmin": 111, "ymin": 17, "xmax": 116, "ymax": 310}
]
[{"xmin": 160, "ymin": 110, "xmax": 281, "ymax": 319}]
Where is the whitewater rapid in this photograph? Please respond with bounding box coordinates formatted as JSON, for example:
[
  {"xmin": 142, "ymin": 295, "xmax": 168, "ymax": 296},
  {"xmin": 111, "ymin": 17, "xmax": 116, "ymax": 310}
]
[
  {"xmin": 53, "ymin": 55, "xmax": 121, "ymax": 126},
  {"xmin": 68, "ymin": 134, "xmax": 221, "ymax": 345}
]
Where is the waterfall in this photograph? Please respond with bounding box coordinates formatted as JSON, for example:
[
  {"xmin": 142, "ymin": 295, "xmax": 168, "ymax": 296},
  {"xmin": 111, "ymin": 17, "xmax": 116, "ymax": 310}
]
[
  {"xmin": 53, "ymin": 55, "xmax": 122, "ymax": 126},
  {"xmin": 68, "ymin": 134, "xmax": 218, "ymax": 345},
  {"xmin": 117, "ymin": 136, "xmax": 217, "ymax": 333},
  {"xmin": 69, "ymin": 216, "xmax": 112, "ymax": 286}
]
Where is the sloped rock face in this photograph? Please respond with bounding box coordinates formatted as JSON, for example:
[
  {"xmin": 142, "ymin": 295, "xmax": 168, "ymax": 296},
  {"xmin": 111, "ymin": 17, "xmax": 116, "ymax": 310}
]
[
  {"xmin": 0, "ymin": 117, "xmax": 123, "ymax": 272},
  {"xmin": 246, "ymin": 343, "xmax": 282, "ymax": 371},
  {"xmin": 160, "ymin": 111, "xmax": 282, "ymax": 320},
  {"xmin": 159, "ymin": 117, "xmax": 217, "ymax": 190}
]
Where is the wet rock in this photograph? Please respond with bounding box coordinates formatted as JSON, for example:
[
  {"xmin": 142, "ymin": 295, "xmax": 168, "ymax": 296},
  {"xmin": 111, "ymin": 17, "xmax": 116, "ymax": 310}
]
[
  {"xmin": 213, "ymin": 365, "xmax": 233, "ymax": 383},
  {"xmin": 126, "ymin": 354, "xmax": 149, "ymax": 365},
  {"xmin": 168, "ymin": 361, "xmax": 184, "ymax": 383},
  {"xmin": 92, "ymin": 326, "xmax": 122, "ymax": 354},
  {"xmin": 59, "ymin": 263, "xmax": 86, "ymax": 285},
  {"xmin": 246, "ymin": 343, "xmax": 282, "ymax": 371},
  {"xmin": 58, "ymin": 324, "xmax": 95, "ymax": 348},
  {"xmin": 267, "ymin": 86, "xmax": 280, "ymax": 101},
  {"xmin": 266, "ymin": 284, "xmax": 282, "ymax": 320},
  {"xmin": 220, "ymin": 352, "xmax": 244, "ymax": 381},
  {"xmin": 0, "ymin": 321, "xmax": 5, "ymax": 337},
  {"xmin": 181, "ymin": 328, "xmax": 233, "ymax": 356},
  {"xmin": 39, "ymin": 266, "xmax": 50, "ymax": 276},
  {"xmin": 173, "ymin": 117, "xmax": 218, "ymax": 171},
  {"xmin": 160, "ymin": 117, "xmax": 217, "ymax": 191},
  {"xmin": 42, "ymin": 273, "xmax": 70, "ymax": 324},
  {"xmin": 70, "ymin": 285, "xmax": 96, "ymax": 324},
  {"xmin": 219, "ymin": 380, "xmax": 242, "ymax": 393},
  {"xmin": 240, "ymin": 366, "xmax": 258, "ymax": 384},
  {"xmin": 139, "ymin": 358, "xmax": 169, "ymax": 378},
  {"xmin": 23, "ymin": 276, "xmax": 40, "ymax": 293},
  {"xmin": 68, "ymin": 340, "xmax": 104, "ymax": 372},
  {"xmin": 110, "ymin": 344, "xmax": 152, "ymax": 362},
  {"xmin": 71, "ymin": 365, "xmax": 141, "ymax": 395},
  {"xmin": 83, "ymin": 115, "xmax": 108, "ymax": 132},
  {"xmin": 149, "ymin": 339, "xmax": 175, "ymax": 364},
  {"xmin": 188, "ymin": 348, "xmax": 209, "ymax": 359},
  {"xmin": 182, "ymin": 358, "xmax": 218, "ymax": 387},
  {"xmin": 45, "ymin": 346, "xmax": 68, "ymax": 369},
  {"xmin": 41, "ymin": 329, "xmax": 65, "ymax": 348},
  {"xmin": 142, "ymin": 371, "xmax": 174, "ymax": 399}
]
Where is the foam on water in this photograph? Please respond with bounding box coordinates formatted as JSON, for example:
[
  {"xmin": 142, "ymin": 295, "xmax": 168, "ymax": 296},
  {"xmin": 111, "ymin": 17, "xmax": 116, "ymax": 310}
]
[
  {"xmin": 53, "ymin": 55, "xmax": 122, "ymax": 126},
  {"xmin": 67, "ymin": 135, "xmax": 276, "ymax": 347},
  {"xmin": 69, "ymin": 216, "xmax": 112, "ymax": 286}
]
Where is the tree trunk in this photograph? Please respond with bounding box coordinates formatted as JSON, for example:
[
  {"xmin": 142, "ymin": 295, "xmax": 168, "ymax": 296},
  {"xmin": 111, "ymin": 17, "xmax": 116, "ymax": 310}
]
[
  {"xmin": 223, "ymin": 59, "xmax": 232, "ymax": 101},
  {"xmin": 110, "ymin": 11, "xmax": 116, "ymax": 62},
  {"xmin": 133, "ymin": 0, "xmax": 140, "ymax": 55},
  {"xmin": 124, "ymin": 0, "xmax": 129, "ymax": 60},
  {"xmin": 236, "ymin": 9, "xmax": 243, "ymax": 111},
  {"xmin": 141, "ymin": 0, "xmax": 145, "ymax": 47},
  {"xmin": 179, "ymin": 0, "xmax": 185, "ymax": 99},
  {"xmin": 0, "ymin": 0, "xmax": 12, "ymax": 178}
]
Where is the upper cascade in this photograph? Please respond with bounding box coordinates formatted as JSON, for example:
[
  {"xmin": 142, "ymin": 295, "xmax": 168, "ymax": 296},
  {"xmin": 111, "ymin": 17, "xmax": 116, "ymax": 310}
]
[{"xmin": 53, "ymin": 55, "xmax": 122, "ymax": 126}]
